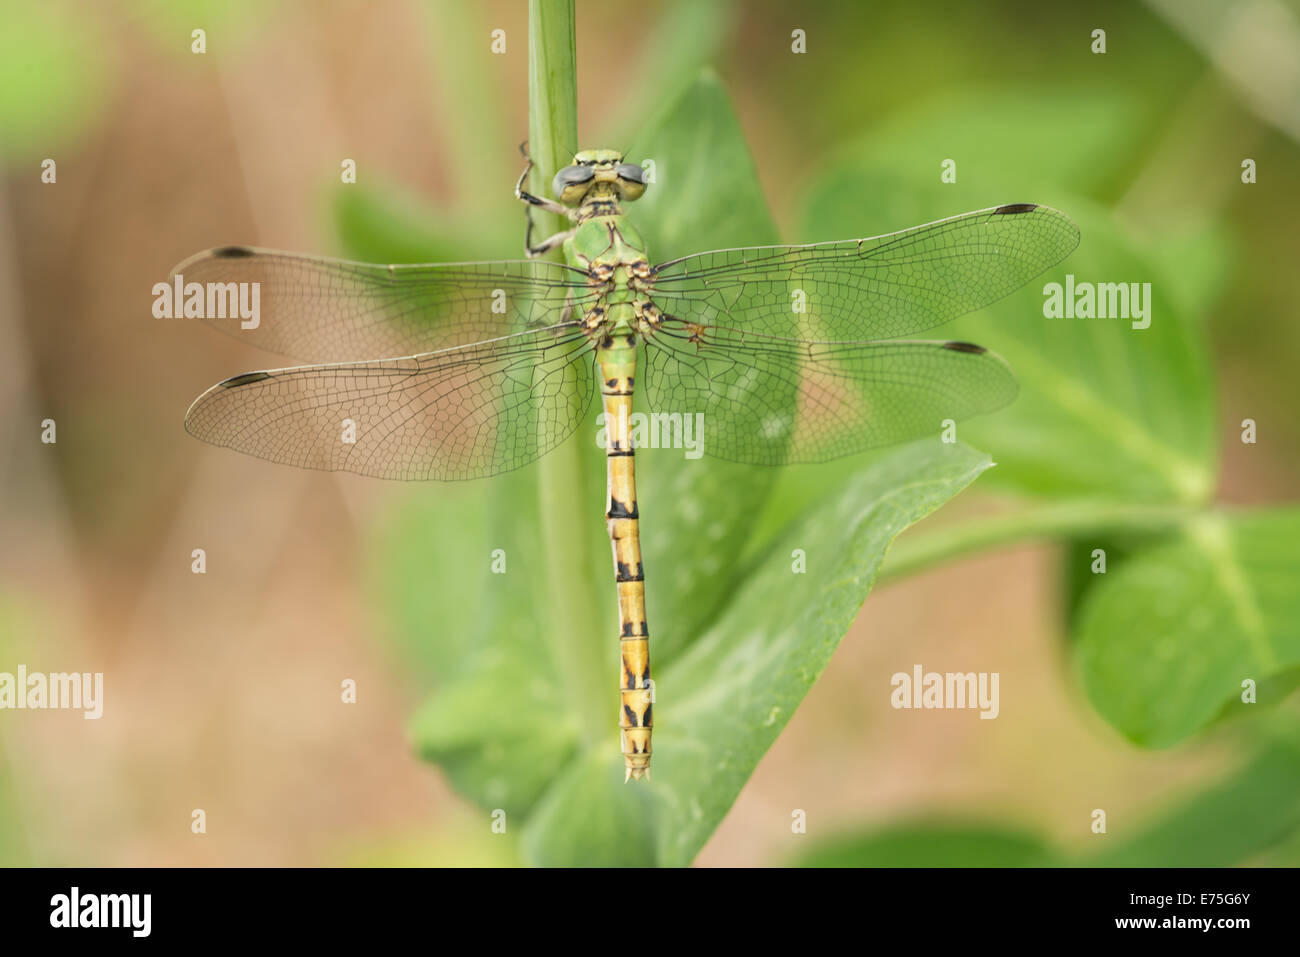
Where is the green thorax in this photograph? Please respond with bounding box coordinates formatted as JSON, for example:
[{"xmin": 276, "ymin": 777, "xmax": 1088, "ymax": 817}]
[
  {"xmin": 565, "ymin": 191, "xmax": 651, "ymax": 341},
  {"xmin": 566, "ymin": 213, "xmax": 648, "ymax": 271}
]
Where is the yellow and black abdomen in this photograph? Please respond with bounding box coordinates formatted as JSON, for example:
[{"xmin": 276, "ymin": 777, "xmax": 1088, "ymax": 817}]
[{"xmin": 597, "ymin": 328, "xmax": 653, "ymax": 781}]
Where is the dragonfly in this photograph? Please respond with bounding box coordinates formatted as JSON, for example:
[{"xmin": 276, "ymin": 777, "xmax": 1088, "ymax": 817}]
[{"xmin": 175, "ymin": 147, "xmax": 1079, "ymax": 782}]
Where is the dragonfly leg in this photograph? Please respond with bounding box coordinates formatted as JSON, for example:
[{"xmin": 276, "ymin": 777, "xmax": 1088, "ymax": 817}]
[
  {"xmin": 524, "ymin": 227, "xmax": 574, "ymax": 259},
  {"xmin": 515, "ymin": 142, "xmax": 576, "ymax": 256},
  {"xmin": 514, "ymin": 143, "xmax": 571, "ymax": 216},
  {"xmin": 514, "ymin": 181, "xmax": 569, "ymax": 216}
]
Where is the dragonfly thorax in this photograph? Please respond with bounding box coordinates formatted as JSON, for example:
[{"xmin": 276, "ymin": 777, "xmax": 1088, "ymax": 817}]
[{"xmin": 568, "ymin": 213, "xmax": 649, "ymax": 268}]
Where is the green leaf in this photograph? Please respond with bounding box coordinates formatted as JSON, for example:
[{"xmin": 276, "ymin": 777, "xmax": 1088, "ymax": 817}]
[
  {"xmin": 365, "ymin": 482, "xmax": 500, "ymax": 686},
  {"xmin": 1076, "ymin": 508, "xmax": 1300, "ymax": 747},
  {"xmin": 523, "ymin": 440, "xmax": 994, "ymax": 866},
  {"xmin": 794, "ymin": 822, "xmax": 1058, "ymax": 868},
  {"xmin": 522, "ymin": 749, "xmax": 659, "ymax": 866},
  {"xmin": 630, "ymin": 69, "xmax": 778, "ymax": 264},
  {"xmin": 801, "ymin": 92, "xmax": 1218, "ymax": 506},
  {"xmin": 381, "ymin": 468, "xmax": 585, "ymax": 813},
  {"xmin": 1081, "ymin": 731, "xmax": 1300, "ymax": 867},
  {"xmin": 797, "ymin": 85, "xmax": 1151, "ymax": 238},
  {"xmin": 787, "ymin": 729, "xmax": 1300, "ymax": 868},
  {"xmin": 597, "ymin": 0, "xmax": 734, "ymax": 149},
  {"xmin": 333, "ymin": 185, "xmax": 501, "ymax": 265},
  {"xmin": 1057, "ymin": 535, "xmax": 1147, "ymax": 638},
  {"xmin": 411, "ymin": 654, "xmax": 581, "ymax": 813},
  {"xmin": 951, "ymin": 203, "xmax": 1216, "ymax": 505}
]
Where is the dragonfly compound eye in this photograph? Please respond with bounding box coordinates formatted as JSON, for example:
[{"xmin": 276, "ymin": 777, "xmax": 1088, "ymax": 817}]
[
  {"xmin": 615, "ymin": 163, "xmax": 647, "ymax": 200},
  {"xmin": 615, "ymin": 163, "xmax": 645, "ymax": 184},
  {"xmin": 552, "ymin": 164, "xmax": 596, "ymax": 200}
]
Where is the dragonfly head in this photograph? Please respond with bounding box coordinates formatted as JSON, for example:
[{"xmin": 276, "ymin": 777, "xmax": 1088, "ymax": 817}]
[{"xmin": 553, "ymin": 149, "xmax": 647, "ymax": 205}]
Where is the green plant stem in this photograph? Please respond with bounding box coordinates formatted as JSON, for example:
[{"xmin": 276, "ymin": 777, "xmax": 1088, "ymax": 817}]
[
  {"xmin": 880, "ymin": 501, "xmax": 1201, "ymax": 582},
  {"xmin": 529, "ymin": 0, "xmax": 606, "ymax": 749}
]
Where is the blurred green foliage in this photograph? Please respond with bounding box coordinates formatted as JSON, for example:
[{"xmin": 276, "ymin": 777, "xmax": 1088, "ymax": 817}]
[
  {"xmin": 0, "ymin": 598, "xmax": 33, "ymax": 865},
  {"xmin": 1077, "ymin": 509, "xmax": 1300, "ymax": 746},
  {"xmin": 0, "ymin": 3, "xmax": 110, "ymax": 160},
  {"xmin": 346, "ymin": 0, "xmax": 1300, "ymax": 865},
  {"xmin": 3, "ymin": 0, "xmax": 1296, "ymax": 867},
  {"xmin": 794, "ymin": 726, "xmax": 1300, "ymax": 866}
]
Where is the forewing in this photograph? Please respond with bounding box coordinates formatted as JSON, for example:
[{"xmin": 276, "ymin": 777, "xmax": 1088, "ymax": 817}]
[
  {"xmin": 169, "ymin": 247, "xmax": 596, "ymax": 362},
  {"xmin": 185, "ymin": 326, "xmax": 596, "ymax": 480},
  {"xmin": 648, "ymin": 204, "xmax": 1078, "ymax": 341}
]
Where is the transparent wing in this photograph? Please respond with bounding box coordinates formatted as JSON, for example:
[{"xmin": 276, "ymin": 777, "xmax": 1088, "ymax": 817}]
[
  {"xmin": 185, "ymin": 325, "xmax": 596, "ymax": 480},
  {"xmin": 642, "ymin": 323, "xmax": 1017, "ymax": 465},
  {"xmin": 170, "ymin": 246, "xmax": 597, "ymax": 362},
  {"xmin": 648, "ymin": 204, "xmax": 1079, "ymax": 341}
]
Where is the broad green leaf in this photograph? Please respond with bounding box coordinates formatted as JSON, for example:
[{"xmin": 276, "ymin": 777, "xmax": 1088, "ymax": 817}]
[
  {"xmin": 630, "ymin": 70, "xmax": 777, "ymax": 264},
  {"xmin": 366, "ymin": 481, "xmax": 506, "ymax": 685},
  {"xmin": 1082, "ymin": 731, "xmax": 1300, "ymax": 867},
  {"xmin": 798, "ymin": 85, "xmax": 1149, "ymax": 235},
  {"xmin": 381, "ymin": 465, "xmax": 591, "ymax": 814},
  {"xmin": 522, "ymin": 749, "xmax": 659, "ymax": 867},
  {"xmin": 794, "ymin": 822, "xmax": 1058, "ymax": 868},
  {"xmin": 410, "ymin": 654, "xmax": 580, "ymax": 812},
  {"xmin": 1076, "ymin": 508, "xmax": 1300, "ymax": 747},
  {"xmin": 598, "ymin": 0, "xmax": 734, "ymax": 151},
  {"xmin": 951, "ymin": 203, "xmax": 1215, "ymax": 504},
  {"xmin": 801, "ymin": 88, "xmax": 1219, "ymax": 507},
  {"xmin": 1057, "ymin": 535, "xmax": 1150, "ymax": 638},
  {"xmin": 333, "ymin": 185, "xmax": 502, "ymax": 265},
  {"xmin": 788, "ymin": 730, "xmax": 1300, "ymax": 867},
  {"xmin": 523, "ymin": 440, "xmax": 994, "ymax": 866},
  {"xmin": 1140, "ymin": 217, "xmax": 1236, "ymax": 328}
]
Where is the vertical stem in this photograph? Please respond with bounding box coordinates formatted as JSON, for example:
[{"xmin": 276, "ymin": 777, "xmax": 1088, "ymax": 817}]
[
  {"xmin": 529, "ymin": 0, "xmax": 606, "ymax": 748},
  {"xmin": 528, "ymin": 0, "xmax": 577, "ymax": 243}
]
